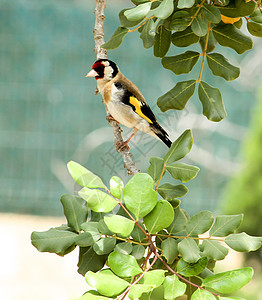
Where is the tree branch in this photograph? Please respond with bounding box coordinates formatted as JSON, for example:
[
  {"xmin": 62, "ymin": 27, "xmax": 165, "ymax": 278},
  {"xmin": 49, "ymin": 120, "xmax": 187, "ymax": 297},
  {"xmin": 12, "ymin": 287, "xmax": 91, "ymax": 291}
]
[{"xmin": 93, "ymin": 0, "xmax": 139, "ymax": 175}]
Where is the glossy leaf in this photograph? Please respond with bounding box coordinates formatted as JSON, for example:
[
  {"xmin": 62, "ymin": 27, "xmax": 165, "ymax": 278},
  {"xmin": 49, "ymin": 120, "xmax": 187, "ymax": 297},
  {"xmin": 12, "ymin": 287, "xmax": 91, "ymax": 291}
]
[
  {"xmin": 85, "ymin": 269, "xmax": 129, "ymax": 297},
  {"xmin": 198, "ymin": 81, "xmax": 227, "ymax": 122},
  {"xmin": 250, "ymin": 8, "xmax": 262, "ymax": 23},
  {"xmin": 164, "ymin": 129, "xmax": 193, "ymax": 164},
  {"xmin": 124, "ymin": 2, "xmax": 151, "ymax": 21},
  {"xmin": 177, "ymin": 238, "xmax": 201, "ymax": 263},
  {"xmin": 191, "ymin": 14, "xmax": 209, "ymax": 37},
  {"xmin": 162, "ymin": 51, "xmax": 200, "ymax": 75},
  {"xmin": 203, "ymin": 267, "xmax": 254, "ymax": 293},
  {"xmin": 109, "ymin": 176, "xmax": 124, "ymax": 199},
  {"xmin": 148, "ymin": 157, "xmax": 165, "ymax": 182},
  {"xmin": 144, "ymin": 200, "xmax": 174, "ymax": 233},
  {"xmin": 119, "ymin": 9, "xmax": 145, "ymax": 28},
  {"xmin": 186, "ymin": 210, "xmax": 214, "ymax": 236},
  {"xmin": 93, "ymin": 237, "xmax": 116, "ymax": 255},
  {"xmin": 236, "ymin": 0, "xmax": 256, "ymax": 17},
  {"xmin": 177, "ymin": 0, "xmax": 195, "ymax": 9},
  {"xmin": 161, "ymin": 238, "xmax": 178, "ymax": 264},
  {"xmin": 158, "ymin": 183, "xmax": 188, "ymax": 200},
  {"xmin": 115, "ymin": 242, "xmax": 133, "ymax": 255},
  {"xmin": 202, "ymin": 4, "xmax": 221, "ymax": 24},
  {"xmin": 143, "ymin": 270, "xmax": 166, "ymax": 287},
  {"xmin": 67, "ymin": 161, "xmax": 105, "ymax": 189},
  {"xmin": 108, "ymin": 251, "xmax": 142, "ymax": 277},
  {"xmin": 202, "ymin": 239, "xmax": 229, "ymax": 260},
  {"xmin": 148, "ymin": 0, "xmax": 174, "ymax": 19},
  {"xmin": 210, "ymin": 214, "xmax": 243, "ymax": 237},
  {"xmin": 31, "ymin": 228, "xmax": 77, "ymax": 256},
  {"xmin": 225, "ymin": 232, "xmax": 262, "ymax": 252},
  {"xmin": 191, "ymin": 289, "xmax": 216, "ymax": 300},
  {"xmin": 72, "ymin": 290, "xmax": 110, "ymax": 300},
  {"xmin": 206, "ymin": 53, "xmax": 240, "ymax": 81},
  {"xmin": 200, "ymin": 30, "xmax": 218, "ymax": 53},
  {"xmin": 247, "ymin": 22, "xmax": 262, "ymax": 37},
  {"xmin": 97, "ymin": 219, "xmax": 113, "ymax": 235},
  {"xmin": 170, "ymin": 11, "xmax": 191, "ymax": 31},
  {"xmin": 168, "ymin": 207, "xmax": 188, "ymax": 234},
  {"xmin": 104, "ymin": 215, "xmax": 134, "ymax": 237},
  {"xmin": 131, "ymin": 221, "xmax": 146, "ymax": 242},
  {"xmin": 60, "ymin": 194, "xmax": 89, "ymax": 233},
  {"xmin": 212, "ymin": 24, "xmax": 253, "ymax": 54},
  {"xmin": 140, "ymin": 19, "xmax": 156, "ymax": 49},
  {"xmin": 76, "ymin": 231, "xmax": 100, "ymax": 247},
  {"xmin": 177, "ymin": 257, "xmax": 208, "ymax": 277},
  {"xmin": 154, "ymin": 25, "xmax": 171, "ymax": 58},
  {"xmin": 172, "ymin": 27, "xmax": 199, "ymax": 47},
  {"xmin": 124, "ymin": 173, "xmax": 158, "ymax": 220},
  {"xmin": 131, "ymin": 244, "xmax": 145, "ymax": 259},
  {"xmin": 157, "ymin": 80, "xmax": 196, "ymax": 111},
  {"xmin": 163, "ymin": 275, "xmax": 187, "ymax": 299},
  {"xmin": 102, "ymin": 27, "xmax": 129, "ymax": 50},
  {"xmin": 166, "ymin": 163, "xmax": 199, "ymax": 183},
  {"xmin": 79, "ymin": 188, "xmax": 117, "ymax": 213}
]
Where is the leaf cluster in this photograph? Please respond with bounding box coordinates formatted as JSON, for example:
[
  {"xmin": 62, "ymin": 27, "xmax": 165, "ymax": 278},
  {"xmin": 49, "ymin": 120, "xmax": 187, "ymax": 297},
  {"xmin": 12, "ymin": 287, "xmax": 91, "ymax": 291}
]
[
  {"xmin": 31, "ymin": 130, "xmax": 262, "ymax": 300},
  {"xmin": 102, "ymin": 0, "xmax": 262, "ymax": 123}
]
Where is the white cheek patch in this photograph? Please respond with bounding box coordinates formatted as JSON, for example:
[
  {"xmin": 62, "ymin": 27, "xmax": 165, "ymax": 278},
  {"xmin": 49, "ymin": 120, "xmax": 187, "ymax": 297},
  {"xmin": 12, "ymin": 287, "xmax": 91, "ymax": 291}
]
[{"xmin": 104, "ymin": 66, "xmax": 114, "ymax": 79}]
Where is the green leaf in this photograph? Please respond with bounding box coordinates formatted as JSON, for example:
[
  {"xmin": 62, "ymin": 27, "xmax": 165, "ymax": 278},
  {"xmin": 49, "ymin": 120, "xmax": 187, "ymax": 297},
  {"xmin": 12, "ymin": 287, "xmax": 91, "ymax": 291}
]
[
  {"xmin": 98, "ymin": 219, "xmax": 113, "ymax": 235},
  {"xmin": 131, "ymin": 0, "xmax": 150, "ymax": 4},
  {"xmin": 186, "ymin": 211, "xmax": 214, "ymax": 236},
  {"xmin": 206, "ymin": 53, "xmax": 240, "ymax": 81},
  {"xmin": 163, "ymin": 275, "xmax": 187, "ymax": 299},
  {"xmin": 124, "ymin": 2, "xmax": 151, "ymax": 21},
  {"xmin": 31, "ymin": 228, "xmax": 77, "ymax": 256},
  {"xmin": 191, "ymin": 289, "xmax": 216, "ymax": 300},
  {"xmin": 108, "ymin": 251, "xmax": 142, "ymax": 277},
  {"xmin": 157, "ymin": 80, "xmax": 196, "ymax": 111},
  {"xmin": 212, "ymin": 24, "xmax": 253, "ymax": 54},
  {"xmin": 76, "ymin": 231, "xmax": 100, "ymax": 247},
  {"xmin": 71, "ymin": 290, "xmax": 110, "ymax": 300},
  {"xmin": 172, "ymin": 27, "xmax": 199, "ymax": 47},
  {"xmin": 154, "ymin": 25, "xmax": 171, "ymax": 58},
  {"xmin": 140, "ymin": 19, "xmax": 156, "ymax": 49},
  {"xmin": 177, "ymin": 238, "xmax": 201, "ymax": 263},
  {"xmin": 93, "ymin": 237, "xmax": 116, "ymax": 255},
  {"xmin": 131, "ymin": 221, "xmax": 147, "ymax": 242},
  {"xmin": 102, "ymin": 27, "xmax": 129, "ymax": 50},
  {"xmin": 164, "ymin": 129, "xmax": 193, "ymax": 164},
  {"xmin": 169, "ymin": 199, "xmax": 181, "ymax": 209},
  {"xmin": 85, "ymin": 269, "xmax": 129, "ymax": 297},
  {"xmin": 144, "ymin": 200, "xmax": 174, "ymax": 233},
  {"xmin": 166, "ymin": 163, "xmax": 199, "ymax": 183},
  {"xmin": 247, "ymin": 21, "xmax": 262, "ymax": 37},
  {"xmin": 225, "ymin": 232, "xmax": 262, "ymax": 252},
  {"xmin": 104, "ymin": 215, "xmax": 134, "ymax": 238},
  {"xmin": 202, "ymin": 4, "xmax": 221, "ymax": 24},
  {"xmin": 60, "ymin": 194, "xmax": 88, "ymax": 233},
  {"xmin": 129, "ymin": 285, "xmax": 153, "ymax": 300},
  {"xmin": 250, "ymin": 8, "xmax": 262, "ymax": 23},
  {"xmin": 168, "ymin": 207, "xmax": 188, "ymax": 234},
  {"xmin": 131, "ymin": 244, "xmax": 145, "ymax": 259},
  {"xmin": 77, "ymin": 247, "xmax": 107, "ymax": 275},
  {"xmin": 210, "ymin": 214, "xmax": 243, "ymax": 237},
  {"xmin": 119, "ymin": 9, "xmax": 145, "ymax": 28},
  {"xmin": 177, "ymin": 0, "xmax": 195, "ymax": 9},
  {"xmin": 143, "ymin": 270, "xmax": 166, "ymax": 287},
  {"xmin": 158, "ymin": 183, "xmax": 188, "ymax": 200},
  {"xmin": 170, "ymin": 11, "xmax": 191, "ymax": 31},
  {"xmin": 124, "ymin": 173, "xmax": 158, "ymax": 220},
  {"xmin": 203, "ymin": 267, "xmax": 254, "ymax": 293},
  {"xmin": 148, "ymin": 0, "xmax": 174, "ymax": 19},
  {"xmin": 162, "ymin": 51, "xmax": 200, "ymax": 75},
  {"xmin": 109, "ymin": 176, "xmax": 124, "ymax": 199},
  {"xmin": 79, "ymin": 188, "xmax": 117, "ymax": 213},
  {"xmin": 161, "ymin": 238, "xmax": 178, "ymax": 264},
  {"xmin": 236, "ymin": 0, "xmax": 256, "ymax": 17},
  {"xmin": 200, "ymin": 31, "xmax": 218, "ymax": 53},
  {"xmin": 198, "ymin": 81, "xmax": 227, "ymax": 122},
  {"xmin": 67, "ymin": 161, "xmax": 105, "ymax": 189},
  {"xmin": 148, "ymin": 157, "xmax": 165, "ymax": 182},
  {"xmin": 177, "ymin": 257, "xmax": 208, "ymax": 277},
  {"xmin": 191, "ymin": 14, "xmax": 209, "ymax": 37},
  {"xmin": 115, "ymin": 242, "xmax": 133, "ymax": 255},
  {"xmin": 202, "ymin": 239, "xmax": 229, "ymax": 260},
  {"xmin": 219, "ymin": 297, "xmax": 245, "ymax": 300}
]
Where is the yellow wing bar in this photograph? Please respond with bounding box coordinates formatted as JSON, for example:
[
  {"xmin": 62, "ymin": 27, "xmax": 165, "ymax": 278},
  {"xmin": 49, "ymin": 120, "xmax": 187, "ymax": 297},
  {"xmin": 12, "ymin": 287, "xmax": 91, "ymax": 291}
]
[{"xmin": 129, "ymin": 96, "xmax": 153, "ymax": 124}]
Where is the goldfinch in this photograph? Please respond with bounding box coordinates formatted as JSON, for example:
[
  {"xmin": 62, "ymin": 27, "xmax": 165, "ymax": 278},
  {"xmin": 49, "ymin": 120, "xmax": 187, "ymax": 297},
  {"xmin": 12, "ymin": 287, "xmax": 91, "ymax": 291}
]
[{"xmin": 86, "ymin": 59, "xmax": 172, "ymax": 149}]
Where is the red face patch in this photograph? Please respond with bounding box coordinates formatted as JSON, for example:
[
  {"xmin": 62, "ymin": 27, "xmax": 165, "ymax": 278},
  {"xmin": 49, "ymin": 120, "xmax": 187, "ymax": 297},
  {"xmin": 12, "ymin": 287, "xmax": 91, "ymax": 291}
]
[{"xmin": 92, "ymin": 61, "xmax": 105, "ymax": 79}]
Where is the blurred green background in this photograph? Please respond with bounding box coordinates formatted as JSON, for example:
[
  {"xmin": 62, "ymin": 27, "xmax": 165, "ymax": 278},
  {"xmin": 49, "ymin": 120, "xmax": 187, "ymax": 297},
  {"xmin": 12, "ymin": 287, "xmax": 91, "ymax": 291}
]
[{"xmin": 0, "ymin": 0, "xmax": 261, "ymax": 223}]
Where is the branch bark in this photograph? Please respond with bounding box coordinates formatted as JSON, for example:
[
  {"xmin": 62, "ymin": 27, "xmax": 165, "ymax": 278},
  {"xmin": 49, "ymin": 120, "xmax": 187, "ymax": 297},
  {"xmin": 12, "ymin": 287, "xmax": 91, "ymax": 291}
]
[{"xmin": 93, "ymin": 0, "xmax": 139, "ymax": 175}]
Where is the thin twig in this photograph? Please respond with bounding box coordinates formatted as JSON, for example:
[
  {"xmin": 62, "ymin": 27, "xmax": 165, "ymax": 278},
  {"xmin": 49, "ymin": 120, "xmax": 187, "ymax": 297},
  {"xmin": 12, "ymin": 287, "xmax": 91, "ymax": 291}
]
[{"xmin": 93, "ymin": 0, "xmax": 139, "ymax": 175}]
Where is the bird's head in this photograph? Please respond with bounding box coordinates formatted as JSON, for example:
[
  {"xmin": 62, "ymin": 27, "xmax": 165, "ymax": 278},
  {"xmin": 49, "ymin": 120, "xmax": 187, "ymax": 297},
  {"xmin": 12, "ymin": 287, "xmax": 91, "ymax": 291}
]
[{"xmin": 86, "ymin": 59, "xmax": 119, "ymax": 81}]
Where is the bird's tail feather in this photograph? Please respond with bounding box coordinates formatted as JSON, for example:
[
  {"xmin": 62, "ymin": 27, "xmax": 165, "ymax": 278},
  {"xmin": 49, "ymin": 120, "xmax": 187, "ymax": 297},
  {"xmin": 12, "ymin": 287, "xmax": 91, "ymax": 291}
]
[{"xmin": 151, "ymin": 123, "xmax": 172, "ymax": 148}]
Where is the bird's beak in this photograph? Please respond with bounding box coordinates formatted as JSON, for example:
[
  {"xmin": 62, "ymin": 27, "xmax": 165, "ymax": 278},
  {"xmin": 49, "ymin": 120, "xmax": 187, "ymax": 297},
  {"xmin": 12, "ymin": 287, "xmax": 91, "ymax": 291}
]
[{"xmin": 85, "ymin": 69, "xmax": 98, "ymax": 77}]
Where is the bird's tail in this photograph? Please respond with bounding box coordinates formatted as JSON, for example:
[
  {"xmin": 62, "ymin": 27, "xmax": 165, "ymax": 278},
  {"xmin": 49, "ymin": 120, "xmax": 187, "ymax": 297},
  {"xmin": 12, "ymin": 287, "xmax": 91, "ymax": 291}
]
[{"xmin": 151, "ymin": 123, "xmax": 172, "ymax": 148}]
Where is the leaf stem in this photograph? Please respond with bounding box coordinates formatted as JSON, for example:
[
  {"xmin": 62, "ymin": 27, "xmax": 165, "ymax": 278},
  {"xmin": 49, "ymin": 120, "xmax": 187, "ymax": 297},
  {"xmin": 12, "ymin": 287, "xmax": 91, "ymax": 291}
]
[
  {"xmin": 189, "ymin": 0, "xmax": 207, "ymax": 26},
  {"xmin": 153, "ymin": 232, "xmax": 225, "ymax": 242},
  {"xmin": 197, "ymin": 22, "xmax": 211, "ymax": 83},
  {"xmin": 129, "ymin": 16, "xmax": 154, "ymax": 33},
  {"xmin": 155, "ymin": 163, "xmax": 166, "ymax": 191}
]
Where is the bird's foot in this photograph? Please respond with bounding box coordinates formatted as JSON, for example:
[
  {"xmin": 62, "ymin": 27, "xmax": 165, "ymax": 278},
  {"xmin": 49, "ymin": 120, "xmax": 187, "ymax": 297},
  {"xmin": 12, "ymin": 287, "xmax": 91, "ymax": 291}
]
[{"xmin": 116, "ymin": 140, "xmax": 130, "ymax": 152}]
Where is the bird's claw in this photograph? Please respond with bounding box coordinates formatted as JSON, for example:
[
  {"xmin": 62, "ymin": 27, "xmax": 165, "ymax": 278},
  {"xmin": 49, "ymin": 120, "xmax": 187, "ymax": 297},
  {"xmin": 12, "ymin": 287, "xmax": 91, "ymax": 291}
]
[{"xmin": 116, "ymin": 140, "xmax": 130, "ymax": 152}]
